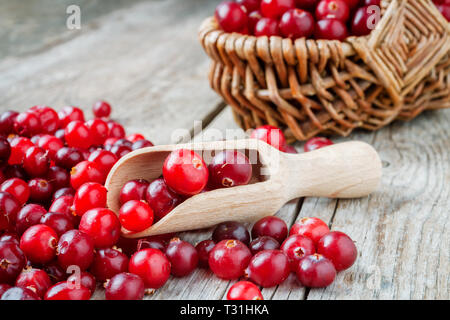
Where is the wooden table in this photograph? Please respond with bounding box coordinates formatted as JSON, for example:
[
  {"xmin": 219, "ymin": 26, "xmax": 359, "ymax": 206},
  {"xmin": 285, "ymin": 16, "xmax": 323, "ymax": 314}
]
[{"xmin": 1, "ymin": 0, "xmax": 448, "ymax": 300}]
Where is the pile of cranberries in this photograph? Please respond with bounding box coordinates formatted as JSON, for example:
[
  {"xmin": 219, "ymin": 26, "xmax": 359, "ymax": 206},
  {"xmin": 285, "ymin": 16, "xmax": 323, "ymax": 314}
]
[{"xmin": 215, "ymin": 0, "xmax": 449, "ymax": 41}]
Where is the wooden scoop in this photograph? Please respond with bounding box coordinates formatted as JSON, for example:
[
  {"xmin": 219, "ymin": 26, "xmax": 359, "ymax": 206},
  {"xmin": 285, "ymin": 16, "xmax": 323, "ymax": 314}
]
[{"xmin": 106, "ymin": 139, "xmax": 382, "ymax": 238}]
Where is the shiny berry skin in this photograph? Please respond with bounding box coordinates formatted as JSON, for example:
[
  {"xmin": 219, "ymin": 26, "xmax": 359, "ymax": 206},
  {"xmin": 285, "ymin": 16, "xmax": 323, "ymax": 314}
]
[
  {"xmin": 14, "ymin": 111, "xmax": 41, "ymax": 137},
  {"xmin": 248, "ymin": 10, "xmax": 262, "ymax": 33},
  {"xmin": 237, "ymin": 0, "xmax": 261, "ymax": 11},
  {"xmin": 0, "ymin": 137, "xmax": 11, "ymax": 164},
  {"xmin": 67, "ymin": 271, "xmax": 96, "ymax": 293},
  {"xmin": 105, "ymin": 272, "xmax": 145, "ymax": 300},
  {"xmin": 0, "ymin": 192, "xmax": 21, "ymax": 231},
  {"xmin": 0, "ymin": 110, "xmax": 18, "ymax": 135},
  {"xmin": 246, "ymin": 249, "xmax": 290, "ymax": 287},
  {"xmin": 0, "ymin": 233, "xmax": 19, "ymax": 245},
  {"xmin": 296, "ymin": 253, "xmax": 336, "ymax": 287},
  {"xmin": 120, "ymin": 179, "xmax": 149, "ymax": 205},
  {"xmin": 249, "ymin": 236, "xmax": 280, "ymax": 255},
  {"xmin": 251, "ymin": 216, "xmax": 288, "ymax": 244},
  {"xmin": 15, "ymin": 268, "xmax": 52, "ymax": 298},
  {"xmin": 317, "ymin": 231, "xmax": 357, "ymax": 271},
  {"xmin": 44, "ymin": 281, "xmax": 91, "ymax": 300},
  {"xmin": 0, "ymin": 284, "xmax": 11, "ymax": 298},
  {"xmin": 20, "ymin": 224, "xmax": 58, "ymax": 264},
  {"xmin": 57, "ymin": 230, "xmax": 95, "ymax": 271},
  {"xmin": 437, "ymin": 4, "xmax": 450, "ymax": 22},
  {"xmin": 212, "ymin": 221, "xmax": 251, "ymax": 245},
  {"xmin": 119, "ymin": 200, "xmax": 154, "ymax": 232},
  {"xmin": 110, "ymin": 144, "xmax": 132, "ymax": 159},
  {"xmin": 261, "ymin": 0, "xmax": 295, "ymax": 19},
  {"xmin": 73, "ymin": 182, "xmax": 107, "ymax": 216},
  {"xmin": 163, "ymin": 149, "xmax": 208, "ymax": 196},
  {"xmin": 316, "ymin": 0, "xmax": 350, "ymax": 22},
  {"xmin": 363, "ymin": 0, "xmax": 380, "ymax": 6},
  {"xmin": 351, "ymin": 6, "xmax": 375, "ymax": 36},
  {"xmin": 43, "ymin": 261, "xmax": 66, "ymax": 284},
  {"xmin": 136, "ymin": 238, "xmax": 167, "ymax": 252},
  {"xmin": 107, "ymin": 121, "xmax": 126, "ymax": 139},
  {"xmin": 52, "ymin": 187, "xmax": 75, "ymax": 201},
  {"xmin": 279, "ymin": 9, "xmax": 315, "ymax": 39},
  {"xmin": 129, "ymin": 248, "xmax": 171, "ymax": 289},
  {"xmin": 86, "ymin": 119, "xmax": 109, "ymax": 146},
  {"xmin": 47, "ymin": 166, "xmax": 70, "ymax": 190},
  {"xmin": 1, "ymin": 178, "xmax": 30, "ymax": 205},
  {"xmin": 49, "ymin": 195, "xmax": 75, "ymax": 219},
  {"xmin": 70, "ymin": 160, "xmax": 105, "ymax": 189},
  {"xmin": 78, "ymin": 208, "xmax": 121, "ymax": 248},
  {"xmin": 1, "ymin": 286, "xmax": 40, "ymax": 300},
  {"xmin": 65, "ymin": 120, "xmax": 92, "ymax": 149},
  {"xmin": 90, "ymin": 248, "xmax": 129, "ymax": 282},
  {"xmin": 40, "ymin": 212, "xmax": 74, "ymax": 237},
  {"xmin": 254, "ymin": 17, "xmax": 280, "ymax": 36},
  {"xmin": 131, "ymin": 139, "xmax": 154, "ymax": 150},
  {"xmin": 0, "ymin": 240, "xmax": 26, "ymax": 284},
  {"xmin": 15, "ymin": 204, "xmax": 47, "ymax": 235},
  {"xmin": 28, "ymin": 178, "xmax": 53, "ymax": 203},
  {"xmin": 126, "ymin": 133, "xmax": 145, "ymax": 142},
  {"xmin": 342, "ymin": 0, "xmax": 358, "ymax": 8},
  {"xmin": 93, "ymin": 100, "xmax": 112, "ymax": 118},
  {"xmin": 23, "ymin": 146, "xmax": 50, "ymax": 177},
  {"xmin": 165, "ymin": 238, "xmax": 198, "ymax": 277},
  {"xmin": 280, "ymin": 234, "xmax": 315, "ymax": 270},
  {"xmin": 315, "ymin": 18, "xmax": 348, "ymax": 40},
  {"xmin": 29, "ymin": 106, "xmax": 60, "ymax": 134},
  {"xmin": 209, "ymin": 240, "xmax": 252, "ymax": 280},
  {"xmin": 208, "ymin": 150, "xmax": 252, "ymax": 189},
  {"xmin": 250, "ymin": 125, "xmax": 286, "ymax": 151},
  {"xmin": 37, "ymin": 134, "xmax": 64, "ymax": 160},
  {"xmin": 304, "ymin": 137, "xmax": 333, "ymax": 152},
  {"xmin": 195, "ymin": 239, "xmax": 216, "ymax": 268},
  {"xmin": 88, "ymin": 149, "xmax": 118, "ymax": 175},
  {"xmin": 227, "ymin": 281, "xmax": 263, "ymax": 300},
  {"xmin": 290, "ymin": 217, "xmax": 329, "ymax": 244},
  {"xmin": 8, "ymin": 136, "xmax": 34, "ymax": 165},
  {"xmin": 215, "ymin": 1, "xmax": 248, "ymax": 33},
  {"xmin": 55, "ymin": 147, "xmax": 84, "ymax": 170},
  {"xmin": 58, "ymin": 106, "xmax": 85, "ymax": 127},
  {"xmin": 145, "ymin": 178, "xmax": 182, "ymax": 221}
]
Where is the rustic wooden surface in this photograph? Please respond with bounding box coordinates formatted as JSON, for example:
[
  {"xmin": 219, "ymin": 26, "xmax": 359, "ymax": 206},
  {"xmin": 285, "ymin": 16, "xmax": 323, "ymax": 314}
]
[{"xmin": 0, "ymin": 0, "xmax": 448, "ymax": 300}]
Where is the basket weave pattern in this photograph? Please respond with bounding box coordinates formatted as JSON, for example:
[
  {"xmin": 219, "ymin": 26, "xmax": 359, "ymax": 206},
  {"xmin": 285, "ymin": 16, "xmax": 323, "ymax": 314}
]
[{"xmin": 199, "ymin": 0, "xmax": 450, "ymax": 141}]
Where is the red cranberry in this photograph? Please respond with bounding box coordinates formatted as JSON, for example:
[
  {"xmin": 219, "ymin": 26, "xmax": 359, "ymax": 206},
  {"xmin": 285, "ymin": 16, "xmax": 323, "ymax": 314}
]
[
  {"xmin": 163, "ymin": 149, "xmax": 208, "ymax": 196},
  {"xmin": 90, "ymin": 247, "xmax": 129, "ymax": 282},
  {"xmin": 52, "ymin": 187, "xmax": 75, "ymax": 201},
  {"xmin": 114, "ymin": 139, "xmax": 133, "ymax": 148},
  {"xmin": 248, "ymin": 10, "xmax": 262, "ymax": 33},
  {"xmin": 317, "ymin": 231, "xmax": 357, "ymax": 271},
  {"xmin": 73, "ymin": 182, "xmax": 107, "ymax": 216},
  {"xmin": 0, "ymin": 111, "xmax": 18, "ymax": 135},
  {"xmin": 279, "ymin": 9, "xmax": 315, "ymax": 39},
  {"xmin": 342, "ymin": 0, "xmax": 359, "ymax": 8},
  {"xmin": 249, "ymin": 236, "xmax": 280, "ymax": 255},
  {"xmin": 119, "ymin": 200, "xmax": 154, "ymax": 232},
  {"xmin": 70, "ymin": 160, "xmax": 105, "ymax": 189},
  {"xmin": 215, "ymin": 1, "xmax": 248, "ymax": 33},
  {"xmin": 107, "ymin": 121, "xmax": 125, "ymax": 139},
  {"xmin": 208, "ymin": 150, "xmax": 252, "ymax": 189},
  {"xmin": 86, "ymin": 119, "xmax": 109, "ymax": 146},
  {"xmin": 290, "ymin": 217, "xmax": 329, "ymax": 243},
  {"xmin": 15, "ymin": 268, "xmax": 52, "ymax": 298},
  {"xmin": 56, "ymin": 230, "xmax": 94, "ymax": 271},
  {"xmin": 120, "ymin": 179, "xmax": 149, "ymax": 205},
  {"xmin": 126, "ymin": 133, "xmax": 145, "ymax": 142},
  {"xmin": 40, "ymin": 212, "xmax": 74, "ymax": 236},
  {"xmin": 28, "ymin": 178, "xmax": 53, "ymax": 203},
  {"xmin": 1, "ymin": 178, "xmax": 30, "ymax": 205},
  {"xmin": 29, "ymin": 106, "xmax": 60, "ymax": 134},
  {"xmin": 54, "ymin": 128, "xmax": 65, "ymax": 141},
  {"xmin": 250, "ymin": 125, "xmax": 286, "ymax": 150},
  {"xmin": 15, "ymin": 204, "xmax": 47, "ymax": 235},
  {"xmin": 129, "ymin": 248, "xmax": 171, "ymax": 289},
  {"xmin": 237, "ymin": 0, "xmax": 261, "ymax": 11},
  {"xmin": 212, "ymin": 221, "xmax": 250, "ymax": 245},
  {"xmin": 58, "ymin": 106, "xmax": 85, "ymax": 127},
  {"xmin": 0, "ymin": 233, "xmax": 19, "ymax": 245},
  {"xmin": 110, "ymin": 144, "xmax": 132, "ymax": 159},
  {"xmin": 49, "ymin": 195, "xmax": 75, "ymax": 219},
  {"xmin": 209, "ymin": 240, "xmax": 251, "ymax": 280},
  {"xmin": 88, "ymin": 149, "xmax": 118, "ymax": 175},
  {"xmin": 47, "ymin": 166, "xmax": 70, "ymax": 190},
  {"xmin": 351, "ymin": 6, "xmax": 376, "ymax": 36},
  {"xmin": 3, "ymin": 165, "xmax": 28, "ymax": 181},
  {"xmin": 20, "ymin": 224, "xmax": 58, "ymax": 264},
  {"xmin": 254, "ymin": 17, "xmax": 280, "ymax": 36},
  {"xmin": 105, "ymin": 272, "xmax": 145, "ymax": 300},
  {"xmin": 0, "ymin": 240, "xmax": 26, "ymax": 284},
  {"xmin": 246, "ymin": 249, "xmax": 290, "ymax": 287},
  {"xmin": 136, "ymin": 238, "xmax": 167, "ymax": 252},
  {"xmin": 131, "ymin": 139, "xmax": 154, "ymax": 150},
  {"xmin": 43, "ymin": 261, "xmax": 66, "ymax": 284},
  {"xmin": 227, "ymin": 281, "xmax": 263, "ymax": 300},
  {"xmin": 0, "ymin": 192, "xmax": 21, "ymax": 231},
  {"xmin": 316, "ymin": 0, "xmax": 350, "ymax": 22},
  {"xmin": 23, "ymin": 146, "xmax": 50, "ymax": 177},
  {"xmin": 8, "ymin": 136, "xmax": 34, "ymax": 165},
  {"xmin": 296, "ymin": 253, "xmax": 336, "ymax": 287},
  {"xmin": 55, "ymin": 147, "xmax": 84, "ymax": 170},
  {"xmin": 44, "ymin": 281, "xmax": 91, "ymax": 300},
  {"xmin": 363, "ymin": 0, "xmax": 380, "ymax": 6},
  {"xmin": 437, "ymin": 4, "xmax": 450, "ymax": 22},
  {"xmin": 65, "ymin": 120, "xmax": 92, "ymax": 149},
  {"xmin": 165, "ymin": 238, "xmax": 198, "ymax": 277},
  {"xmin": 93, "ymin": 101, "xmax": 112, "ymax": 118},
  {"xmin": 146, "ymin": 178, "xmax": 182, "ymax": 221},
  {"xmin": 315, "ymin": 18, "xmax": 348, "ymax": 40},
  {"xmin": 304, "ymin": 137, "xmax": 333, "ymax": 152},
  {"xmin": 14, "ymin": 112, "xmax": 41, "ymax": 137},
  {"xmin": 261, "ymin": 0, "xmax": 295, "ymax": 19},
  {"xmin": 195, "ymin": 239, "xmax": 216, "ymax": 268},
  {"xmin": 78, "ymin": 208, "xmax": 121, "ymax": 248},
  {"xmin": 67, "ymin": 271, "xmax": 96, "ymax": 293},
  {"xmin": 1, "ymin": 286, "xmax": 40, "ymax": 300},
  {"xmin": 37, "ymin": 135, "xmax": 63, "ymax": 161},
  {"xmin": 251, "ymin": 216, "xmax": 288, "ymax": 244},
  {"xmin": 280, "ymin": 234, "xmax": 315, "ymax": 270},
  {"xmin": 0, "ymin": 284, "xmax": 12, "ymax": 298},
  {"xmin": 295, "ymin": 0, "xmax": 319, "ymax": 10},
  {"xmin": 0, "ymin": 137, "xmax": 11, "ymax": 164}
]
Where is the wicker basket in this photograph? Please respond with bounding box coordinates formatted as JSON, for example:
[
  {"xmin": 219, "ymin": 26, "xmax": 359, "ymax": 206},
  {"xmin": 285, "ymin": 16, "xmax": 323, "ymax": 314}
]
[{"xmin": 198, "ymin": 0, "xmax": 450, "ymax": 142}]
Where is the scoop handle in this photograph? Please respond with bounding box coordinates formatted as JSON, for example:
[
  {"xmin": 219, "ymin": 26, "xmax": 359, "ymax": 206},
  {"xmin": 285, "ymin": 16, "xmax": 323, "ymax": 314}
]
[{"xmin": 282, "ymin": 141, "xmax": 382, "ymax": 200}]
